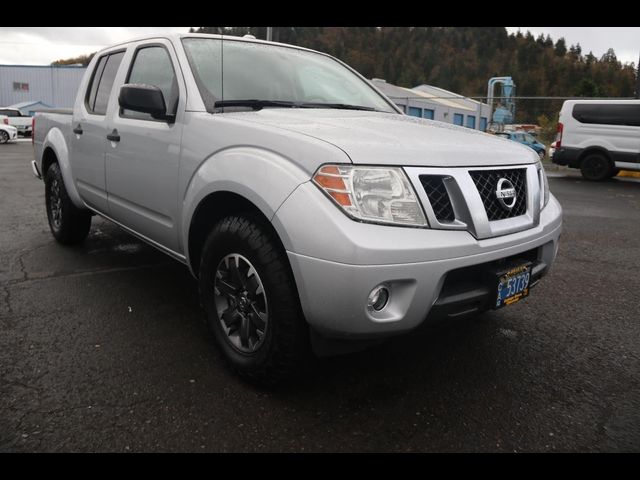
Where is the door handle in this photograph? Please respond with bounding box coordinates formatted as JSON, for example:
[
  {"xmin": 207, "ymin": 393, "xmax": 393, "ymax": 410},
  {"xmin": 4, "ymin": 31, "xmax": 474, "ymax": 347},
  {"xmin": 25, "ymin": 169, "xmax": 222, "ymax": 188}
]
[
  {"xmin": 73, "ymin": 125, "xmax": 83, "ymax": 135},
  {"xmin": 106, "ymin": 129, "xmax": 120, "ymax": 142}
]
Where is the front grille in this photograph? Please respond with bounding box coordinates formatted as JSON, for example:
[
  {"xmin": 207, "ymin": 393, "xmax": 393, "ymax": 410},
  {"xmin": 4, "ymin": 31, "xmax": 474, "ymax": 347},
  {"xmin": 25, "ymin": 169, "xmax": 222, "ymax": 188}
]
[
  {"xmin": 419, "ymin": 175, "xmax": 455, "ymax": 222},
  {"xmin": 469, "ymin": 169, "xmax": 527, "ymax": 221}
]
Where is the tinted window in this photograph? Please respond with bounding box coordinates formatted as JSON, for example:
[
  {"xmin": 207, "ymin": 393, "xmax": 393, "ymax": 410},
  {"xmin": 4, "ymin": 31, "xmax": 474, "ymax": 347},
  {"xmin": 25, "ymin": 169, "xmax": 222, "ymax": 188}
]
[
  {"xmin": 93, "ymin": 51, "xmax": 125, "ymax": 115},
  {"xmin": 86, "ymin": 55, "xmax": 108, "ymax": 113},
  {"xmin": 572, "ymin": 104, "xmax": 640, "ymax": 127},
  {"xmin": 123, "ymin": 46, "xmax": 178, "ymax": 120}
]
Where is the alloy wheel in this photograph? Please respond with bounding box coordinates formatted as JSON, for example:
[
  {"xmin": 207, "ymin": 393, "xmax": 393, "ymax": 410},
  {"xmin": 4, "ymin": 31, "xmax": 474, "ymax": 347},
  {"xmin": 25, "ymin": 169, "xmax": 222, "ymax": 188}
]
[{"xmin": 213, "ymin": 254, "xmax": 269, "ymax": 353}]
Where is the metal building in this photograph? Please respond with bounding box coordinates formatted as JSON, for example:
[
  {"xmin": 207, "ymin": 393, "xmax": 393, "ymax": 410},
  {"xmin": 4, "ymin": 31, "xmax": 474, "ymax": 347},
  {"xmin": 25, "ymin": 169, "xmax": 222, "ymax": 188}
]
[
  {"xmin": 0, "ymin": 64, "xmax": 87, "ymax": 110},
  {"xmin": 371, "ymin": 78, "xmax": 492, "ymax": 131}
]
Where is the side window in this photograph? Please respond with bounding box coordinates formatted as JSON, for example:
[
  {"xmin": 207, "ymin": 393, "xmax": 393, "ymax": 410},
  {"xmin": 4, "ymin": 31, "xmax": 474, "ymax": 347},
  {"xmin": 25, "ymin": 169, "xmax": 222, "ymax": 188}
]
[
  {"xmin": 93, "ymin": 52, "xmax": 125, "ymax": 115},
  {"xmin": 85, "ymin": 52, "xmax": 124, "ymax": 115},
  {"xmin": 86, "ymin": 55, "xmax": 108, "ymax": 113},
  {"xmin": 573, "ymin": 104, "xmax": 640, "ymax": 127},
  {"xmin": 123, "ymin": 46, "xmax": 178, "ymax": 121}
]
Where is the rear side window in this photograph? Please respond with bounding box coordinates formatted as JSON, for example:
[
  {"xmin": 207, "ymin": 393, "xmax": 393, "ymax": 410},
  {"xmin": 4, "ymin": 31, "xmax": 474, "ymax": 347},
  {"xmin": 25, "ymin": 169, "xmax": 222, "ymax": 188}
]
[
  {"xmin": 122, "ymin": 46, "xmax": 178, "ymax": 120},
  {"xmin": 85, "ymin": 51, "xmax": 125, "ymax": 115},
  {"xmin": 572, "ymin": 104, "xmax": 640, "ymax": 127}
]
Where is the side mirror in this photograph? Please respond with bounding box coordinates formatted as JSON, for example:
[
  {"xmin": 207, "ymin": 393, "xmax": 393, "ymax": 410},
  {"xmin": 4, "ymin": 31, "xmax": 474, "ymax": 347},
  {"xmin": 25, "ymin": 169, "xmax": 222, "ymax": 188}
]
[{"xmin": 119, "ymin": 84, "xmax": 173, "ymax": 121}]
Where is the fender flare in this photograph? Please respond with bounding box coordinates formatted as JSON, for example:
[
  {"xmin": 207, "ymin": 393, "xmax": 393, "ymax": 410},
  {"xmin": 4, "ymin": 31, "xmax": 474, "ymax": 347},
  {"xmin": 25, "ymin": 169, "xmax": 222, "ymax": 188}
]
[
  {"xmin": 181, "ymin": 146, "xmax": 311, "ymax": 265},
  {"xmin": 42, "ymin": 128, "xmax": 85, "ymax": 209}
]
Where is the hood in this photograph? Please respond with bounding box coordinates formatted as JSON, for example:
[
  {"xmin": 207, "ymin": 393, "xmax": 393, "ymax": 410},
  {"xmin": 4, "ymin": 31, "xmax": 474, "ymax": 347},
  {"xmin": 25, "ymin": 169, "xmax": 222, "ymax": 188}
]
[{"xmin": 226, "ymin": 109, "xmax": 538, "ymax": 167}]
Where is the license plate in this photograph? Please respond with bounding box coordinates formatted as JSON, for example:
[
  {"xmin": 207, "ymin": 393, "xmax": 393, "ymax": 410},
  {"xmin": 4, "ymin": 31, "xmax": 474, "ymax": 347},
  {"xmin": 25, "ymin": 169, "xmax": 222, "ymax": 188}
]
[{"xmin": 495, "ymin": 263, "xmax": 531, "ymax": 308}]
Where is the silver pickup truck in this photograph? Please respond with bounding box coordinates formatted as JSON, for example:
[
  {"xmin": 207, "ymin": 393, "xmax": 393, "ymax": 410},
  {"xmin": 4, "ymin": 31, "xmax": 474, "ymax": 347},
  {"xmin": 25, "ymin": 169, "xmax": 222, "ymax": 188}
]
[{"xmin": 33, "ymin": 33, "xmax": 562, "ymax": 385}]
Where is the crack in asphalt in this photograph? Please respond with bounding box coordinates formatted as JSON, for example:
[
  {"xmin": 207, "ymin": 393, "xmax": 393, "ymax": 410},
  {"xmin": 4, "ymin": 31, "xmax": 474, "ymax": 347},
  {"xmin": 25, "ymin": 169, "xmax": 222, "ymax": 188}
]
[
  {"xmin": 4, "ymin": 261, "xmax": 176, "ymax": 288},
  {"xmin": 0, "ymin": 285, "xmax": 15, "ymax": 327}
]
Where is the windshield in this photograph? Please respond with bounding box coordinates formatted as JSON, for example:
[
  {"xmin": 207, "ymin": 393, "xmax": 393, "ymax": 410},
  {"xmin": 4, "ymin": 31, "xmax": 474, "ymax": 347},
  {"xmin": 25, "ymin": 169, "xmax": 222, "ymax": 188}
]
[{"xmin": 181, "ymin": 37, "xmax": 397, "ymax": 114}]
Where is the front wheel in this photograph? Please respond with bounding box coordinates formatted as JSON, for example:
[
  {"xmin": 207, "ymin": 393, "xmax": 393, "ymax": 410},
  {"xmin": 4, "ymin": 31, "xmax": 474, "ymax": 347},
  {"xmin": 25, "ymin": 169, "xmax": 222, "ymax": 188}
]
[
  {"xmin": 198, "ymin": 214, "xmax": 310, "ymax": 386},
  {"xmin": 580, "ymin": 153, "xmax": 612, "ymax": 181},
  {"xmin": 45, "ymin": 163, "xmax": 92, "ymax": 244},
  {"xmin": 0, "ymin": 130, "xmax": 9, "ymax": 144}
]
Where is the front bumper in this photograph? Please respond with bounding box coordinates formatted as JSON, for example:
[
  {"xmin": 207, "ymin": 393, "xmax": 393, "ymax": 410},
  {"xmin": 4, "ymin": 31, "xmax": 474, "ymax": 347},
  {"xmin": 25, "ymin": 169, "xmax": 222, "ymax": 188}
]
[{"xmin": 275, "ymin": 183, "xmax": 562, "ymax": 339}]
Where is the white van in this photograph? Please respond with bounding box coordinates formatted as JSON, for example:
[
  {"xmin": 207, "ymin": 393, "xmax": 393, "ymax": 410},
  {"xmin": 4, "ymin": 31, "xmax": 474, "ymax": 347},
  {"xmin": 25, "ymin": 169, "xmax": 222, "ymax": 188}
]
[{"xmin": 552, "ymin": 99, "xmax": 640, "ymax": 180}]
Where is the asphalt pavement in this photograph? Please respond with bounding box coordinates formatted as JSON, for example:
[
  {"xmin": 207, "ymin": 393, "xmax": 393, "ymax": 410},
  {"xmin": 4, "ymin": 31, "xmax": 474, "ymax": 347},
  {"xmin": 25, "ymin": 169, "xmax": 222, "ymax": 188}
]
[{"xmin": 1, "ymin": 140, "xmax": 639, "ymax": 452}]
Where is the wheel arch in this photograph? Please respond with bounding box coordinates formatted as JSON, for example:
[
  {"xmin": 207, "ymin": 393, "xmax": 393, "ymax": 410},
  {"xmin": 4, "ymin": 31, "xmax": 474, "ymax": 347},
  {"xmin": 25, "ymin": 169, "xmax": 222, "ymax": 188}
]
[
  {"xmin": 41, "ymin": 128, "xmax": 85, "ymax": 209},
  {"xmin": 578, "ymin": 146, "xmax": 613, "ymax": 167},
  {"xmin": 187, "ymin": 191, "xmax": 291, "ymax": 278}
]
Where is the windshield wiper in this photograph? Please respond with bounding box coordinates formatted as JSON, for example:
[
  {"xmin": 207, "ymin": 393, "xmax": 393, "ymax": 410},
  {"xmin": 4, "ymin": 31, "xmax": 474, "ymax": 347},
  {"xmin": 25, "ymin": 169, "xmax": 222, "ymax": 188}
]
[
  {"xmin": 214, "ymin": 100, "xmax": 380, "ymax": 112},
  {"xmin": 298, "ymin": 102, "xmax": 378, "ymax": 111},
  {"xmin": 214, "ymin": 99, "xmax": 299, "ymax": 111}
]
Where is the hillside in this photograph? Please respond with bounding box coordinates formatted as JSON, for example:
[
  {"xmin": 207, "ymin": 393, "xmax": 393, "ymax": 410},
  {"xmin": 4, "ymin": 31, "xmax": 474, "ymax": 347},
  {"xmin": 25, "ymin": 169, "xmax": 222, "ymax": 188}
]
[{"xmin": 193, "ymin": 27, "xmax": 638, "ymax": 124}]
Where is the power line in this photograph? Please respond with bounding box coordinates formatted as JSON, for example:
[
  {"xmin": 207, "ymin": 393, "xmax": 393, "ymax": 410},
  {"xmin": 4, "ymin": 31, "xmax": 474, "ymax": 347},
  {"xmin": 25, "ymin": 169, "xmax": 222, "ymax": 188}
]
[{"xmin": 0, "ymin": 41, "xmax": 105, "ymax": 47}]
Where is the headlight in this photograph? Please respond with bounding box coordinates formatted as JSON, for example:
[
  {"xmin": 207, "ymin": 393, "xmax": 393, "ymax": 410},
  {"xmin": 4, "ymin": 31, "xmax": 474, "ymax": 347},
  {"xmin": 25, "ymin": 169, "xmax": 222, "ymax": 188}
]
[
  {"xmin": 538, "ymin": 161, "xmax": 550, "ymax": 209},
  {"xmin": 312, "ymin": 164, "xmax": 428, "ymax": 227}
]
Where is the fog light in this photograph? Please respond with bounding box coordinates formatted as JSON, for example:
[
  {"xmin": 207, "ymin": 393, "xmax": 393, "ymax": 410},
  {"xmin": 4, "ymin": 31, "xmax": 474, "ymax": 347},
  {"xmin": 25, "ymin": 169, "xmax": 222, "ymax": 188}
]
[{"xmin": 368, "ymin": 286, "xmax": 389, "ymax": 311}]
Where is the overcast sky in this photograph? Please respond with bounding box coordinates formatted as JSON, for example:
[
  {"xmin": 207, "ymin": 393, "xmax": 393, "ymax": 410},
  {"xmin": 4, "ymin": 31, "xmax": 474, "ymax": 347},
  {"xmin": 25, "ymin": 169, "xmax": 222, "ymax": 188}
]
[{"xmin": 0, "ymin": 27, "xmax": 638, "ymax": 66}]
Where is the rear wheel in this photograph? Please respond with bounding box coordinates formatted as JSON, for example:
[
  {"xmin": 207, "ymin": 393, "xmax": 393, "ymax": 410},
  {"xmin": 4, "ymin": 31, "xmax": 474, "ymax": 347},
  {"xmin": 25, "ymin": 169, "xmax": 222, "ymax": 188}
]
[
  {"xmin": 580, "ymin": 153, "xmax": 612, "ymax": 181},
  {"xmin": 45, "ymin": 163, "xmax": 92, "ymax": 244},
  {"xmin": 198, "ymin": 214, "xmax": 310, "ymax": 386}
]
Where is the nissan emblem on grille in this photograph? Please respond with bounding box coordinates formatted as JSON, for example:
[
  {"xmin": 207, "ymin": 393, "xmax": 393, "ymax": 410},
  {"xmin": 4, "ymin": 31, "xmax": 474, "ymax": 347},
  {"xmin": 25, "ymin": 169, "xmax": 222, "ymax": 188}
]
[{"xmin": 495, "ymin": 178, "xmax": 517, "ymax": 210}]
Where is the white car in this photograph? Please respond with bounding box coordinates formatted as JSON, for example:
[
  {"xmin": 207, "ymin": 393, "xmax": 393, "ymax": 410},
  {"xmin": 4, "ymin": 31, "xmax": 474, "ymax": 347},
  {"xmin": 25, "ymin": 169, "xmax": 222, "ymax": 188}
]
[
  {"xmin": 0, "ymin": 107, "xmax": 33, "ymax": 136},
  {"xmin": 547, "ymin": 140, "xmax": 557, "ymax": 159},
  {"xmin": 0, "ymin": 117, "xmax": 18, "ymax": 143}
]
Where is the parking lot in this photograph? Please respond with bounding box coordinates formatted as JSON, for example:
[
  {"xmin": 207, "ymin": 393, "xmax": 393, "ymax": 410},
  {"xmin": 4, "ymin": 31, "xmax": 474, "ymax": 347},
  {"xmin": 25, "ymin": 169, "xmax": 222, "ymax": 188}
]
[{"xmin": 1, "ymin": 140, "xmax": 639, "ymax": 452}]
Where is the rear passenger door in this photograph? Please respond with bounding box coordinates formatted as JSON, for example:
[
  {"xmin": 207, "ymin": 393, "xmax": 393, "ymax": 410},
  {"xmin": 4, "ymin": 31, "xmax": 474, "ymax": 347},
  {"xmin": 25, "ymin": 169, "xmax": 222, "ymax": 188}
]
[
  {"xmin": 71, "ymin": 50, "xmax": 125, "ymax": 213},
  {"xmin": 104, "ymin": 41, "xmax": 184, "ymax": 254}
]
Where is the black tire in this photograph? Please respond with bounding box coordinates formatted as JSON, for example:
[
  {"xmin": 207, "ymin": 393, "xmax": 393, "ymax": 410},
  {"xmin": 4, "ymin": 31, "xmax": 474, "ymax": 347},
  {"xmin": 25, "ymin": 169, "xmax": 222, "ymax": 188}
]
[
  {"xmin": 44, "ymin": 163, "xmax": 92, "ymax": 245},
  {"xmin": 580, "ymin": 153, "xmax": 612, "ymax": 181},
  {"xmin": 609, "ymin": 168, "xmax": 620, "ymax": 178},
  {"xmin": 0, "ymin": 130, "xmax": 9, "ymax": 144},
  {"xmin": 198, "ymin": 214, "xmax": 310, "ymax": 386}
]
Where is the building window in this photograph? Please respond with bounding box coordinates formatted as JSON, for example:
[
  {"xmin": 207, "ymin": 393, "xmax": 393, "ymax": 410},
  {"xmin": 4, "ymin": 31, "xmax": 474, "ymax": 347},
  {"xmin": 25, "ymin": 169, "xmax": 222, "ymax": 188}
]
[
  {"xmin": 466, "ymin": 115, "xmax": 476, "ymax": 129},
  {"xmin": 423, "ymin": 109, "xmax": 434, "ymax": 120},
  {"xmin": 453, "ymin": 113, "xmax": 464, "ymax": 126},
  {"xmin": 13, "ymin": 82, "xmax": 29, "ymax": 92},
  {"xmin": 480, "ymin": 117, "xmax": 488, "ymax": 131},
  {"xmin": 408, "ymin": 107, "xmax": 422, "ymax": 118}
]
